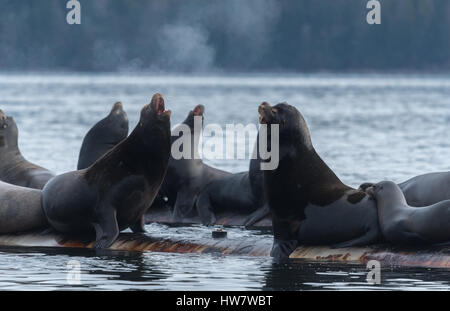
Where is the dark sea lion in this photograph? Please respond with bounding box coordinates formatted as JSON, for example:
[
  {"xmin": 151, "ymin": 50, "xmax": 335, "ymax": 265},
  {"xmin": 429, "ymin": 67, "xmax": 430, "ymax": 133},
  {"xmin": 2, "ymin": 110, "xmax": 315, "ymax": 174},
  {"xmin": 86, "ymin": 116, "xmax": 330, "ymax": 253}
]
[
  {"xmin": 0, "ymin": 109, "xmax": 55, "ymax": 189},
  {"xmin": 0, "ymin": 180, "xmax": 47, "ymax": 233},
  {"xmin": 368, "ymin": 181, "xmax": 450, "ymax": 246},
  {"xmin": 195, "ymin": 138, "xmax": 268, "ymax": 226},
  {"xmin": 157, "ymin": 104, "xmax": 230, "ymax": 221},
  {"xmin": 77, "ymin": 102, "xmax": 129, "ymax": 170},
  {"xmin": 360, "ymin": 172, "xmax": 450, "ymax": 207},
  {"xmin": 42, "ymin": 94, "xmax": 171, "ymax": 249},
  {"xmin": 260, "ymin": 102, "xmax": 380, "ymax": 259}
]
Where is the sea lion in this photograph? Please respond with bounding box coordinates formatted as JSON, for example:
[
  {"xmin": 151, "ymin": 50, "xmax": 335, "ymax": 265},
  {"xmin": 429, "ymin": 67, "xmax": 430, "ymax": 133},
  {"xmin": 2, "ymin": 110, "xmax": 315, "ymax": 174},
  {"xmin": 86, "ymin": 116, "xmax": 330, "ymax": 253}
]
[
  {"xmin": 260, "ymin": 102, "xmax": 380, "ymax": 259},
  {"xmin": 195, "ymin": 137, "xmax": 268, "ymax": 227},
  {"xmin": 0, "ymin": 109, "xmax": 55, "ymax": 189},
  {"xmin": 157, "ymin": 104, "xmax": 230, "ymax": 221},
  {"xmin": 77, "ymin": 102, "xmax": 129, "ymax": 170},
  {"xmin": 42, "ymin": 94, "xmax": 171, "ymax": 249},
  {"xmin": 360, "ymin": 172, "xmax": 450, "ymax": 207},
  {"xmin": 368, "ymin": 181, "xmax": 450, "ymax": 246},
  {"xmin": 0, "ymin": 180, "xmax": 47, "ymax": 233}
]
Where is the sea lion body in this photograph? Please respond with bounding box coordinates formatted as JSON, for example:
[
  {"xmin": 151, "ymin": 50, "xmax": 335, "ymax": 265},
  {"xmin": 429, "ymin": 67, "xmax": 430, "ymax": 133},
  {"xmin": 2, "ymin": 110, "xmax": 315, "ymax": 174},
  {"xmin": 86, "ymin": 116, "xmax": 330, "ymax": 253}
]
[
  {"xmin": 42, "ymin": 94, "xmax": 171, "ymax": 248},
  {"xmin": 360, "ymin": 172, "xmax": 450, "ymax": 207},
  {"xmin": 369, "ymin": 181, "xmax": 450, "ymax": 246},
  {"xmin": 260, "ymin": 102, "xmax": 380, "ymax": 259},
  {"xmin": 195, "ymin": 145, "xmax": 267, "ymax": 226},
  {"xmin": 77, "ymin": 102, "xmax": 129, "ymax": 170},
  {"xmin": 0, "ymin": 180, "xmax": 47, "ymax": 233},
  {"xmin": 196, "ymin": 169, "xmax": 267, "ymax": 225},
  {"xmin": 157, "ymin": 105, "xmax": 230, "ymax": 221},
  {"xmin": 0, "ymin": 110, "xmax": 55, "ymax": 189},
  {"xmin": 398, "ymin": 172, "xmax": 450, "ymax": 207}
]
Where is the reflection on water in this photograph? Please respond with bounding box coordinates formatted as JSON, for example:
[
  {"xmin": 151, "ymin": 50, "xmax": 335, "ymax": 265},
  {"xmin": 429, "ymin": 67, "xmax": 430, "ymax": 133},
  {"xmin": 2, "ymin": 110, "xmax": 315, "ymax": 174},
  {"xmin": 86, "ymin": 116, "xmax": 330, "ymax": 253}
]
[
  {"xmin": 1, "ymin": 244, "xmax": 450, "ymax": 290},
  {"xmin": 0, "ymin": 73, "xmax": 449, "ymax": 290}
]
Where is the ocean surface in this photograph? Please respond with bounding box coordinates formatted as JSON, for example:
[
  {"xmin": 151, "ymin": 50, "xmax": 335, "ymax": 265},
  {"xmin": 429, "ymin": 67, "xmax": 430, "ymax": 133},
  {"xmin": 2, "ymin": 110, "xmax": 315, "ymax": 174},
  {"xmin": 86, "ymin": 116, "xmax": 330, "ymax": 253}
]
[{"xmin": 0, "ymin": 72, "xmax": 449, "ymax": 290}]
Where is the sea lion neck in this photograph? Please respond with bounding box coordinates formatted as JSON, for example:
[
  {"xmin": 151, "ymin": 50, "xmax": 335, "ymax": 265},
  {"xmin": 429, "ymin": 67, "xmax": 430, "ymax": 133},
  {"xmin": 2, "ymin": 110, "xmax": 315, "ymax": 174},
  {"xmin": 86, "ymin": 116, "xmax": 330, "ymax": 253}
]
[
  {"xmin": 170, "ymin": 111, "xmax": 202, "ymax": 159},
  {"xmin": 85, "ymin": 114, "xmax": 170, "ymax": 184},
  {"xmin": 376, "ymin": 184, "xmax": 408, "ymax": 212},
  {"xmin": 275, "ymin": 143, "xmax": 350, "ymax": 206}
]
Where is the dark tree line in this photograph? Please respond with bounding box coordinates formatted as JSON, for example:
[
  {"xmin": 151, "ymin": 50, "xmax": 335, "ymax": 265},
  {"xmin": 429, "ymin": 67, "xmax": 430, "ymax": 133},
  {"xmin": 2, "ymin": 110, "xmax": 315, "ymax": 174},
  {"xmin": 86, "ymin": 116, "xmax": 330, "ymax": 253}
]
[{"xmin": 0, "ymin": 0, "xmax": 448, "ymax": 72}]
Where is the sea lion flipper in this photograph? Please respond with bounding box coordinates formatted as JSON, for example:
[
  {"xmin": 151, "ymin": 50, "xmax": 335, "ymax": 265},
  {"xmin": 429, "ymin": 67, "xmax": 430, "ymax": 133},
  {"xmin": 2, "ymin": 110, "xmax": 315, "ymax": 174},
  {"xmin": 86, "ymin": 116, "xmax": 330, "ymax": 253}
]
[
  {"xmin": 331, "ymin": 227, "xmax": 379, "ymax": 248},
  {"xmin": 93, "ymin": 208, "xmax": 119, "ymax": 249},
  {"xmin": 243, "ymin": 204, "xmax": 270, "ymax": 228},
  {"xmin": 130, "ymin": 215, "xmax": 146, "ymax": 233},
  {"xmin": 270, "ymin": 239, "xmax": 298, "ymax": 260},
  {"xmin": 196, "ymin": 190, "xmax": 216, "ymax": 225},
  {"xmin": 358, "ymin": 182, "xmax": 375, "ymax": 192},
  {"xmin": 172, "ymin": 186, "xmax": 197, "ymax": 222}
]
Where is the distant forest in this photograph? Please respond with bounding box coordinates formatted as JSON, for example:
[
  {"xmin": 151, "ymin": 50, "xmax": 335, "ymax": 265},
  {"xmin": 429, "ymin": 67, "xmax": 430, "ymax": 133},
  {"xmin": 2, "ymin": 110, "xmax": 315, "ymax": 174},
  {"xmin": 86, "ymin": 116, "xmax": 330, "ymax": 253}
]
[{"xmin": 0, "ymin": 0, "xmax": 448, "ymax": 72}]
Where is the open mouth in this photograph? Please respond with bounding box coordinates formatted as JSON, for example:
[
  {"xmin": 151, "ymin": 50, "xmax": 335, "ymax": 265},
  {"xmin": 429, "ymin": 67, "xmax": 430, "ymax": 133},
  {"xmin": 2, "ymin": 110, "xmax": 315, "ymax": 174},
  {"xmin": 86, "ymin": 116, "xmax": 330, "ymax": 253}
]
[
  {"xmin": 258, "ymin": 102, "xmax": 271, "ymax": 124},
  {"xmin": 151, "ymin": 94, "xmax": 171, "ymax": 117},
  {"xmin": 193, "ymin": 104, "xmax": 204, "ymax": 116}
]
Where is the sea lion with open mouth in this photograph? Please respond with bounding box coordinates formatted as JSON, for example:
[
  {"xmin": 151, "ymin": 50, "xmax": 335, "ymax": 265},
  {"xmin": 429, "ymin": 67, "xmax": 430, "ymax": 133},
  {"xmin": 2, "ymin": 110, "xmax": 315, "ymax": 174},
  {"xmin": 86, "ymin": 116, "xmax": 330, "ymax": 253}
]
[
  {"xmin": 260, "ymin": 102, "xmax": 381, "ymax": 259},
  {"xmin": 154, "ymin": 104, "xmax": 231, "ymax": 221},
  {"xmin": 0, "ymin": 109, "xmax": 55, "ymax": 189},
  {"xmin": 42, "ymin": 94, "xmax": 171, "ymax": 249}
]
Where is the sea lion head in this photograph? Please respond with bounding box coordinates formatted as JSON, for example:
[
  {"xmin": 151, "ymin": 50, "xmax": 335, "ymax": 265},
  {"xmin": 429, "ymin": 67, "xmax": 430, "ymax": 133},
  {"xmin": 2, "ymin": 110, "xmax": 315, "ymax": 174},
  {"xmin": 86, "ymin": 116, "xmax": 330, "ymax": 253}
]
[
  {"xmin": 136, "ymin": 93, "xmax": 172, "ymax": 149},
  {"xmin": 183, "ymin": 104, "xmax": 205, "ymax": 130},
  {"xmin": 139, "ymin": 93, "xmax": 171, "ymax": 127},
  {"xmin": 105, "ymin": 102, "xmax": 129, "ymax": 139},
  {"xmin": 0, "ymin": 109, "xmax": 18, "ymax": 147},
  {"xmin": 258, "ymin": 102, "xmax": 312, "ymax": 148},
  {"xmin": 367, "ymin": 181, "xmax": 402, "ymax": 201}
]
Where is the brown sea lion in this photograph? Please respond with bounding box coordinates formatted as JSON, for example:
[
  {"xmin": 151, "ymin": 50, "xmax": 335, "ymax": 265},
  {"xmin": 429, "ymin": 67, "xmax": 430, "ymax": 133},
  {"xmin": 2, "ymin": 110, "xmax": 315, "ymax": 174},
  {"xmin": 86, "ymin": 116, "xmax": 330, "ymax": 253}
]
[
  {"xmin": 42, "ymin": 94, "xmax": 171, "ymax": 249},
  {"xmin": 260, "ymin": 102, "xmax": 380, "ymax": 259}
]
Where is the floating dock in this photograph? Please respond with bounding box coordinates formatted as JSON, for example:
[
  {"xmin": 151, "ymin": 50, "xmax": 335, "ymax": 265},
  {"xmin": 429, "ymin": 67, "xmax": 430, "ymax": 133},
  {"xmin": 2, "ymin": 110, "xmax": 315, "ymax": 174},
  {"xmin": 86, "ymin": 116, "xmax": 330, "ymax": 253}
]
[
  {"xmin": 144, "ymin": 207, "xmax": 272, "ymax": 228},
  {"xmin": 0, "ymin": 230, "xmax": 449, "ymax": 269}
]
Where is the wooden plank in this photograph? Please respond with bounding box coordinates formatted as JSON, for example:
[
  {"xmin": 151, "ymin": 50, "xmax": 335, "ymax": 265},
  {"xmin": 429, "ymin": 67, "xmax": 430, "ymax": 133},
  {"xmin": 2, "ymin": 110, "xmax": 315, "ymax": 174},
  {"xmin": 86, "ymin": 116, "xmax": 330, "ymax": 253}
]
[{"xmin": 1, "ymin": 231, "xmax": 449, "ymax": 268}]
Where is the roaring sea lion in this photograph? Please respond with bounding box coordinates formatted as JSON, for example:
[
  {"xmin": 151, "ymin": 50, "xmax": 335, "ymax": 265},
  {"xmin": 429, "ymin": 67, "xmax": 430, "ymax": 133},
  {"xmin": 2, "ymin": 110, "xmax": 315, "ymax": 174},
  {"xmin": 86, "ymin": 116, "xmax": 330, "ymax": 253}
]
[
  {"xmin": 368, "ymin": 181, "xmax": 450, "ymax": 246},
  {"xmin": 42, "ymin": 94, "xmax": 171, "ymax": 249},
  {"xmin": 260, "ymin": 102, "xmax": 380, "ymax": 259},
  {"xmin": 157, "ymin": 105, "xmax": 230, "ymax": 221},
  {"xmin": 0, "ymin": 109, "xmax": 55, "ymax": 189},
  {"xmin": 77, "ymin": 102, "xmax": 129, "ymax": 170},
  {"xmin": 360, "ymin": 172, "xmax": 450, "ymax": 207},
  {"xmin": 0, "ymin": 180, "xmax": 47, "ymax": 233}
]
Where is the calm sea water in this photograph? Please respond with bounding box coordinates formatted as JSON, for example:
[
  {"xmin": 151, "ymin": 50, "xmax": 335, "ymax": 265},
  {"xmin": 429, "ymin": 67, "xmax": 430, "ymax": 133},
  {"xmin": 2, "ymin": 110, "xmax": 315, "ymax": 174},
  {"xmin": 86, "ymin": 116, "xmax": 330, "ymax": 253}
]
[{"xmin": 0, "ymin": 72, "xmax": 449, "ymax": 290}]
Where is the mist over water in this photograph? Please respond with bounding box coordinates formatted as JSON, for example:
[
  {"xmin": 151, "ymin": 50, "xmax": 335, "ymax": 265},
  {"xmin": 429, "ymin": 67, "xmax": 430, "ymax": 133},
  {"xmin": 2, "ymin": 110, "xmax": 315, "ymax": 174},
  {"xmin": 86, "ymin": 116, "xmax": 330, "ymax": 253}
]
[
  {"xmin": 0, "ymin": 72, "xmax": 449, "ymax": 290},
  {"xmin": 1, "ymin": 0, "xmax": 448, "ymax": 72}
]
